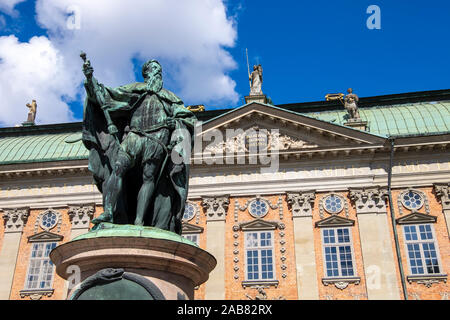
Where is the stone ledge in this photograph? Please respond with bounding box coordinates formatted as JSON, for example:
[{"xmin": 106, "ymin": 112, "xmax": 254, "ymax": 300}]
[
  {"xmin": 241, "ymin": 280, "xmax": 279, "ymax": 288},
  {"xmin": 322, "ymin": 276, "xmax": 361, "ymax": 290},
  {"xmin": 19, "ymin": 289, "xmax": 54, "ymax": 300},
  {"xmin": 406, "ymin": 274, "xmax": 447, "ymax": 287}
]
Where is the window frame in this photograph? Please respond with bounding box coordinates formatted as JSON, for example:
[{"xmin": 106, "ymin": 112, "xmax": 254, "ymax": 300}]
[
  {"xmin": 23, "ymin": 242, "xmax": 57, "ymax": 291},
  {"xmin": 182, "ymin": 233, "xmax": 199, "ymax": 245},
  {"xmin": 244, "ymin": 230, "xmax": 276, "ymax": 282},
  {"xmin": 402, "ymin": 223, "xmax": 444, "ymax": 276},
  {"xmin": 321, "ymin": 227, "xmax": 357, "ymax": 279}
]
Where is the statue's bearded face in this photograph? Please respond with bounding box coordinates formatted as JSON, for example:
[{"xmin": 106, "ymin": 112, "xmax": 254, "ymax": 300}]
[{"xmin": 144, "ymin": 61, "xmax": 163, "ymax": 93}]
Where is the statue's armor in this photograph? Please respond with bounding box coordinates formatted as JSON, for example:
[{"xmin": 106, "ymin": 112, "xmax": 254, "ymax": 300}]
[{"xmin": 130, "ymin": 93, "xmax": 167, "ymax": 131}]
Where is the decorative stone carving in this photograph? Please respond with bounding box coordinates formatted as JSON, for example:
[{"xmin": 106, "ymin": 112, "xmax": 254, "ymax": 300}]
[
  {"xmin": 434, "ymin": 183, "xmax": 450, "ymax": 210},
  {"xmin": 286, "ymin": 191, "xmax": 315, "ymax": 217},
  {"xmin": 34, "ymin": 209, "xmax": 62, "ymax": 233},
  {"xmin": 349, "ymin": 187, "xmax": 388, "ymax": 214},
  {"xmin": 244, "ymin": 286, "xmax": 285, "ymax": 300},
  {"xmin": 2, "ymin": 207, "xmax": 30, "ymax": 233},
  {"xmin": 19, "ymin": 289, "xmax": 53, "ymax": 300},
  {"xmin": 68, "ymin": 204, "xmax": 95, "ymax": 230},
  {"xmin": 406, "ymin": 274, "xmax": 447, "ymax": 288},
  {"xmin": 183, "ymin": 201, "xmax": 200, "ymax": 223},
  {"xmin": 278, "ymin": 222, "xmax": 287, "ymax": 279},
  {"xmin": 204, "ymin": 127, "xmax": 317, "ymax": 154},
  {"xmin": 322, "ymin": 276, "xmax": 361, "ymax": 290},
  {"xmin": 232, "ymin": 223, "xmax": 240, "ymax": 280},
  {"xmin": 238, "ymin": 195, "xmax": 279, "ymax": 219},
  {"xmin": 397, "ymin": 188, "xmax": 429, "ymax": 215},
  {"xmin": 201, "ymin": 196, "xmax": 229, "ymax": 221},
  {"xmin": 276, "ymin": 196, "xmax": 283, "ymax": 220},
  {"xmin": 319, "ymin": 193, "xmax": 349, "ymax": 219}
]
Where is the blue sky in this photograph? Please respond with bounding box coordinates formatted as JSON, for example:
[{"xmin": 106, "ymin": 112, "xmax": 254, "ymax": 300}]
[{"xmin": 0, "ymin": 0, "xmax": 449, "ymax": 125}]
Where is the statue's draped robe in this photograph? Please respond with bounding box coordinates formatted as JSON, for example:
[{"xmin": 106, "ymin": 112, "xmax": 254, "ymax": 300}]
[
  {"xmin": 82, "ymin": 82, "xmax": 196, "ymax": 234},
  {"xmin": 250, "ymin": 69, "xmax": 263, "ymax": 95}
]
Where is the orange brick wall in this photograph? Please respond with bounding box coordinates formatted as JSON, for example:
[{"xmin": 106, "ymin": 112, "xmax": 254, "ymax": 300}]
[
  {"xmin": 391, "ymin": 187, "xmax": 450, "ymax": 300},
  {"xmin": 9, "ymin": 207, "xmax": 73, "ymax": 300},
  {"xmin": 223, "ymin": 196, "xmax": 298, "ymax": 300},
  {"xmin": 312, "ymin": 192, "xmax": 369, "ymax": 300},
  {"xmin": 1, "ymin": 187, "xmax": 448, "ymax": 300}
]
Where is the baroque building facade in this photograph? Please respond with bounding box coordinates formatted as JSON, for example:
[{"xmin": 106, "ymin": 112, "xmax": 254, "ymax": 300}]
[{"xmin": 0, "ymin": 89, "xmax": 449, "ymax": 300}]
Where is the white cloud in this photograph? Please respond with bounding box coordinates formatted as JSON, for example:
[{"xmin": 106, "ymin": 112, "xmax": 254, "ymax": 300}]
[
  {"xmin": 0, "ymin": 0, "xmax": 26, "ymax": 16},
  {"xmin": 0, "ymin": 35, "xmax": 77, "ymax": 126},
  {"xmin": 0, "ymin": 0, "xmax": 239, "ymax": 126},
  {"xmin": 37, "ymin": 0, "xmax": 238, "ymax": 101}
]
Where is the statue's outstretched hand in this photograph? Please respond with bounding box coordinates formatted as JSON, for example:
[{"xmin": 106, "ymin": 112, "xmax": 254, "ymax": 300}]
[{"xmin": 83, "ymin": 63, "xmax": 94, "ymax": 79}]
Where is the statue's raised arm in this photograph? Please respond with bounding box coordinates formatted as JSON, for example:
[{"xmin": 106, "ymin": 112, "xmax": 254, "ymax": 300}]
[{"xmin": 80, "ymin": 52, "xmax": 118, "ymax": 136}]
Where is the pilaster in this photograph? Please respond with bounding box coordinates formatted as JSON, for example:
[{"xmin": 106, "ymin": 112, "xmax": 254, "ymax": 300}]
[
  {"xmin": 0, "ymin": 207, "xmax": 30, "ymax": 299},
  {"xmin": 202, "ymin": 195, "xmax": 229, "ymax": 299},
  {"xmin": 349, "ymin": 187, "xmax": 401, "ymax": 300},
  {"xmin": 286, "ymin": 191, "xmax": 319, "ymax": 300},
  {"xmin": 434, "ymin": 183, "xmax": 450, "ymax": 237}
]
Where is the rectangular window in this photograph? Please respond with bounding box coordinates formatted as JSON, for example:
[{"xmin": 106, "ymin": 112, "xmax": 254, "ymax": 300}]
[
  {"xmin": 322, "ymin": 228, "xmax": 356, "ymax": 278},
  {"xmin": 182, "ymin": 234, "xmax": 199, "ymax": 245},
  {"xmin": 403, "ymin": 224, "xmax": 442, "ymax": 275},
  {"xmin": 24, "ymin": 242, "xmax": 57, "ymax": 290},
  {"xmin": 245, "ymin": 231, "xmax": 275, "ymax": 281}
]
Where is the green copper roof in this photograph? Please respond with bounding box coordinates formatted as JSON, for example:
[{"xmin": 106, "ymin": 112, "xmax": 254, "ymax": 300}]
[
  {"xmin": 0, "ymin": 131, "xmax": 87, "ymax": 165},
  {"xmin": 303, "ymin": 101, "xmax": 450, "ymax": 137},
  {"xmin": 0, "ymin": 92, "xmax": 449, "ymax": 165}
]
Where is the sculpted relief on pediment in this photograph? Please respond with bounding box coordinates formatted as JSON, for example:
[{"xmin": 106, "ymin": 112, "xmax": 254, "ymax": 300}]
[{"xmin": 203, "ymin": 126, "xmax": 318, "ymax": 154}]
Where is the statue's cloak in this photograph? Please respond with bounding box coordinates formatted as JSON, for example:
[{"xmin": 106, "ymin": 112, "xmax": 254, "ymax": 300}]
[{"xmin": 82, "ymin": 82, "xmax": 196, "ymax": 234}]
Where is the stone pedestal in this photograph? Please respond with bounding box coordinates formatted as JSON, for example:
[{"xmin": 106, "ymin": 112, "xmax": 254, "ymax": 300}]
[
  {"xmin": 50, "ymin": 223, "xmax": 216, "ymax": 300},
  {"xmin": 245, "ymin": 94, "xmax": 267, "ymax": 104},
  {"xmin": 344, "ymin": 119, "xmax": 368, "ymax": 131}
]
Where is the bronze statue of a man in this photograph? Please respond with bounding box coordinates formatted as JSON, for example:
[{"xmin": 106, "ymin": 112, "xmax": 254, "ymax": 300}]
[{"xmin": 81, "ymin": 55, "xmax": 196, "ymax": 234}]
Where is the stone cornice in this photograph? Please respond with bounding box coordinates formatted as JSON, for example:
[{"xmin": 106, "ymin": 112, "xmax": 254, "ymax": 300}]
[{"xmin": 0, "ymin": 166, "xmax": 89, "ymax": 180}]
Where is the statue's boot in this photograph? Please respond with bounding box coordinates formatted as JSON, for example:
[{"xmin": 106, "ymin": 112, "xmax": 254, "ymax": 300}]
[{"xmin": 92, "ymin": 212, "xmax": 113, "ymax": 225}]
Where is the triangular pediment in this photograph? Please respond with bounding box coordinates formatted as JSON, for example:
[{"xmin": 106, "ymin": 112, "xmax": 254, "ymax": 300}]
[
  {"xmin": 28, "ymin": 231, "xmax": 63, "ymax": 243},
  {"xmin": 315, "ymin": 215, "xmax": 355, "ymax": 228},
  {"xmin": 197, "ymin": 102, "xmax": 385, "ymax": 157},
  {"xmin": 396, "ymin": 212, "xmax": 437, "ymax": 225},
  {"xmin": 181, "ymin": 222, "xmax": 204, "ymax": 234},
  {"xmin": 239, "ymin": 219, "xmax": 280, "ymax": 231}
]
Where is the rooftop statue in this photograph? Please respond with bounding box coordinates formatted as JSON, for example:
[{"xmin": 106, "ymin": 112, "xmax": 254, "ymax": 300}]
[
  {"xmin": 249, "ymin": 64, "xmax": 263, "ymax": 96},
  {"xmin": 80, "ymin": 53, "xmax": 196, "ymax": 234},
  {"xmin": 26, "ymin": 100, "xmax": 37, "ymax": 123},
  {"xmin": 344, "ymin": 88, "xmax": 361, "ymax": 121}
]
